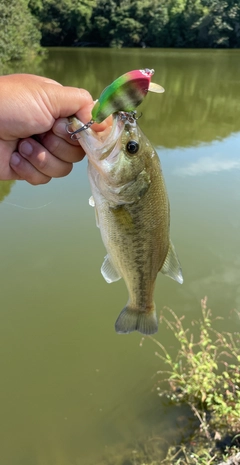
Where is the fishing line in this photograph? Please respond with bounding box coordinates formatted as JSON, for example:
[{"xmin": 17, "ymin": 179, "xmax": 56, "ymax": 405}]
[{"xmin": 1, "ymin": 200, "xmax": 54, "ymax": 210}]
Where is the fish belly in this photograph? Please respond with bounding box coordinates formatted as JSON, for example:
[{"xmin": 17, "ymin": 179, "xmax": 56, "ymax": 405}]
[{"xmin": 90, "ymin": 161, "xmax": 169, "ymax": 335}]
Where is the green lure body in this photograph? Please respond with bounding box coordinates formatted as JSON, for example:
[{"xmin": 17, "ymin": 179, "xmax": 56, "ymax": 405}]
[{"xmin": 91, "ymin": 68, "xmax": 164, "ymax": 124}]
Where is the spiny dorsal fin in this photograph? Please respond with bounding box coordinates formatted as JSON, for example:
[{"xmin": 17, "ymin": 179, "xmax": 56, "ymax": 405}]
[{"xmin": 161, "ymin": 240, "xmax": 183, "ymax": 284}]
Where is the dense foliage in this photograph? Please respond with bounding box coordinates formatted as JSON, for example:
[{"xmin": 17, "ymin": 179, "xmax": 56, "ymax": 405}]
[
  {"xmin": 1, "ymin": 0, "xmax": 240, "ymax": 63},
  {"xmin": 0, "ymin": 0, "xmax": 41, "ymax": 64},
  {"xmin": 29, "ymin": 0, "xmax": 96, "ymax": 46},
  {"xmin": 30, "ymin": 0, "xmax": 240, "ymax": 48}
]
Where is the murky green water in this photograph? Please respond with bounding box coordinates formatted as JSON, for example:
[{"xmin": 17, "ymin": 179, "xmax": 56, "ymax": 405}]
[{"xmin": 1, "ymin": 49, "xmax": 240, "ymax": 465}]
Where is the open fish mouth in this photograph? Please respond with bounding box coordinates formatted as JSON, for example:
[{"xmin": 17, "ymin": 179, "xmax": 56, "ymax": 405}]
[
  {"xmin": 67, "ymin": 112, "xmax": 138, "ymax": 161},
  {"xmin": 67, "ymin": 113, "xmax": 124, "ymax": 158}
]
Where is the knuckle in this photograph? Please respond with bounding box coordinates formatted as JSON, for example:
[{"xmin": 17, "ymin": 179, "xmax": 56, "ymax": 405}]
[
  {"xmin": 39, "ymin": 133, "xmax": 60, "ymax": 155},
  {"xmin": 55, "ymin": 162, "xmax": 73, "ymax": 178},
  {"xmin": 48, "ymin": 136, "xmax": 61, "ymax": 155},
  {"xmin": 36, "ymin": 151, "xmax": 50, "ymax": 170}
]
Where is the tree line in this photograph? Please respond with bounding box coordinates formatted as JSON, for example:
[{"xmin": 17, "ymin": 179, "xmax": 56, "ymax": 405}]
[{"xmin": 1, "ymin": 0, "xmax": 240, "ymax": 63}]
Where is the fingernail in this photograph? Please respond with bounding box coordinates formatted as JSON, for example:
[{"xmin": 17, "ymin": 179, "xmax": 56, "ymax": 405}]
[
  {"xmin": 19, "ymin": 141, "xmax": 33, "ymax": 156},
  {"xmin": 10, "ymin": 153, "xmax": 21, "ymax": 166},
  {"xmin": 54, "ymin": 121, "xmax": 67, "ymax": 136}
]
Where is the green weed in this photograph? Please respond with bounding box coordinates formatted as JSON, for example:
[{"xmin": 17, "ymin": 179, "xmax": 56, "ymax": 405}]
[{"xmin": 147, "ymin": 297, "xmax": 240, "ymax": 464}]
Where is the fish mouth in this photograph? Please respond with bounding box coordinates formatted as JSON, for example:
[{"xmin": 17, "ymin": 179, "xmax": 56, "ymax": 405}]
[
  {"xmin": 68, "ymin": 112, "xmax": 137, "ymax": 162},
  {"xmin": 68, "ymin": 113, "xmax": 127, "ymax": 161}
]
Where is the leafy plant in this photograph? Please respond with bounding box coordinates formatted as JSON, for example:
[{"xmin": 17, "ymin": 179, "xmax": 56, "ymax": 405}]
[
  {"xmin": 27, "ymin": 0, "xmax": 240, "ymax": 48},
  {"xmin": 0, "ymin": 0, "xmax": 41, "ymax": 64},
  {"xmin": 145, "ymin": 297, "xmax": 240, "ymax": 464}
]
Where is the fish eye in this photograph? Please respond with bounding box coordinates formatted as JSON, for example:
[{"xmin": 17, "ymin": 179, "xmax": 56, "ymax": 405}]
[{"xmin": 126, "ymin": 140, "xmax": 139, "ymax": 155}]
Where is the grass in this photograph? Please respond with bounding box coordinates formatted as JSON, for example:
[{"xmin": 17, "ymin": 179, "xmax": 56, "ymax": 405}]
[
  {"xmin": 146, "ymin": 297, "xmax": 240, "ymax": 465},
  {"xmin": 97, "ymin": 298, "xmax": 240, "ymax": 465}
]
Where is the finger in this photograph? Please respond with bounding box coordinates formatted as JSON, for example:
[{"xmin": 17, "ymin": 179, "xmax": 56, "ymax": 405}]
[
  {"xmin": 18, "ymin": 76, "xmax": 111, "ymax": 129},
  {"xmin": 9, "ymin": 152, "xmax": 51, "ymax": 185},
  {"xmin": 17, "ymin": 138, "xmax": 73, "ymax": 178},
  {"xmin": 37, "ymin": 130, "xmax": 85, "ymax": 163},
  {"xmin": 0, "ymin": 139, "xmax": 21, "ymax": 180},
  {"xmin": 52, "ymin": 119, "xmax": 82, "ymax": 146},
  {"xmin": 91, "ymin": 114, "xmax": 113, "ymax": 132},
  {"xmin": 43, "ymin": 85, "xmax": 95, "ymax": 122},
  {"xmin": 53, "ymin": 114, "xmax": 113, "ymax": 147}
]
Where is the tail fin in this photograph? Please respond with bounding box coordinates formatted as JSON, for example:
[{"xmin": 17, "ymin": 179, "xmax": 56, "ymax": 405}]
[{"xmin": 115, "ymin": 304, "xmax": 158, "ymax": 335}]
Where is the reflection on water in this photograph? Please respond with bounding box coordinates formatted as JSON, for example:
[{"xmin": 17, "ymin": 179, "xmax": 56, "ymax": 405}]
[
  {"xmin": 39, "ymin": 48, "xmax": 240, "ymax": 147},
  {"xmin": 173, "ymin": 134, "xmax": 240, "ymax": 177},
  {"xmin": 0, "ymin": 53, "xmax": 48, "ymax": 76},
  {"xmin": 0, "ymin": 49, "xmax": 240, "ymax": 465}
]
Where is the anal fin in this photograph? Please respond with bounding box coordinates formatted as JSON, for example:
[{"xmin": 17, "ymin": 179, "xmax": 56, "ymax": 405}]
[
  {"xmin": 101, "ymin": 255, "xmax": 121, "ymax": 283},
  {"xmin": 161, "ymin": 240, "xmax": 183, "ymax": 284}
]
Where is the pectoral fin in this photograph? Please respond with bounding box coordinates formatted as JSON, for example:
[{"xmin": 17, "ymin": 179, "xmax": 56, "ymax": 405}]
[
  {"xmin": 89, "ymin": 196, "xmax": 100, "ymax": 228},
  {"xmin": 89, "ymin": 196, "xmax": 95, "ymax": 207},
  {"xmin": 161, "ymin": 241, "xmax": 183, "ymax": 284},
  {"xmin": 101, "ymin": 255, "xmax": 121, "ymax": 283}
]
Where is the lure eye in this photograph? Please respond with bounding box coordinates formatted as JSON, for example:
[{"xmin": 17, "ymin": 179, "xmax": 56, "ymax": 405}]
[{"xmin": 126, "ymin": 140, "xmax": 139, "ymax": 155}]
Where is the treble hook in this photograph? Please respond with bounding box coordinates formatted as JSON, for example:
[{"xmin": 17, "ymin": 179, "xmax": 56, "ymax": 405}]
[
  {"xmin": 118, "ymin": 111, "xmax": 142, "ymax": 123},
  {"xmin": 66, "ymin": 120, "xmax": 94, "ymax": 140},
  {"xmin": 135, "ymin": 112, "xmax": 142, "ymax": 120}
]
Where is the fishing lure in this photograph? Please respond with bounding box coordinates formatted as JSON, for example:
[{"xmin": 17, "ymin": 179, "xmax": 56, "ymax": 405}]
[{"xmin": 68, "ymin": 68, "xmax": 164, "ymax": 137}]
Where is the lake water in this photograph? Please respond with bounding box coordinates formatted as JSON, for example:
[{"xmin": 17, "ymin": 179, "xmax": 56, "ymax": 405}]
[{"xmin": 1, "ymin": 48, "xmax": 240, "ymax": 465}]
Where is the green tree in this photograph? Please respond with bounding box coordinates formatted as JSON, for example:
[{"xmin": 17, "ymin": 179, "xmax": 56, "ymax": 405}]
[
  {"xmin": 29, "ymin": 0, "xmax": 96, "ymax": 46},
  {"xmin": 0, "ymin": 0, "xmax": 41, "ymax": 64},
  {"xmin": 192, "ymin": 0, "xmax": 240, "ymax": 47},
  {"xmin": 27, "ymin": 0, "xmax": 240, "ymax": 49},
  {"xmin": 91, "ymin": 0, "xmax": 168, "ymax": 47},
  {"xmin": 144, "ymin": 1, "xmax": 169, "ymax": 47},
  {"xmin": 109, "ymin": 0, "xmax": 144, "ymax": 47},
  {"xmin": 89, "ymin": 0, "xmax": 116, "ymax": 46}
]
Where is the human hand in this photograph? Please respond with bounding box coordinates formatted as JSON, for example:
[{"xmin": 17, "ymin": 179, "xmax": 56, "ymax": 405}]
[{"xmin": 0, "ymin": 74, "xmax": 108, "ymax": 185}]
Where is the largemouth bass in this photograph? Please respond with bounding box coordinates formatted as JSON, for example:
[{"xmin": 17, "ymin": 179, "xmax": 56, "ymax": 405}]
[{"xmin": 70, "ymin": 112, "xmax": 183, "ymax": 335}]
